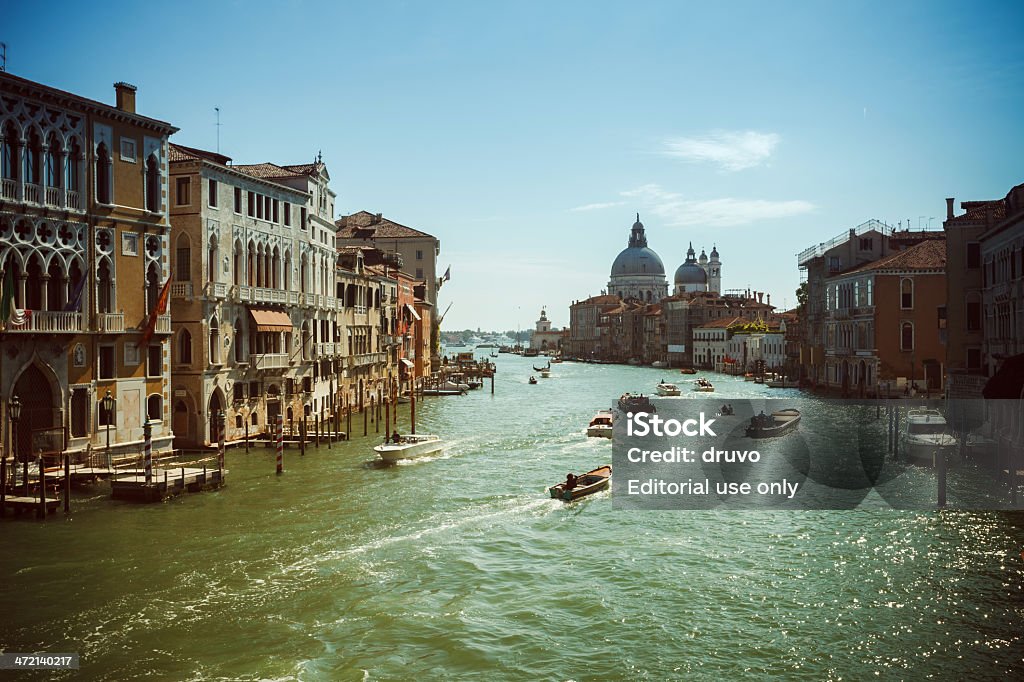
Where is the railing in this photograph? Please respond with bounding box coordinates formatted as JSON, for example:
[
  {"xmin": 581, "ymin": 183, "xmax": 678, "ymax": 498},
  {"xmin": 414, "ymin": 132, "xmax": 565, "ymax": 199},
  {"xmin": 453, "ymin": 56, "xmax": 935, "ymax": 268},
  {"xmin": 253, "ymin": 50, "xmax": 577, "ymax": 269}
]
[
  {"xmin": 23, "ymin": 183, "xmax": 40, "ymax": 204},
  {"xmin": 355, "ymin": 305, "xmax": 367, "ymax": 315},
  {"xmin": 797, "ymin": 219, "xmax": 894, "ymax": 266},
  {"xmin": 324, "ymin": 296, "xmax": 337, "ymax": 310},
  {"xmin": 98, "ymin": 312, "xmax": 125, "ymax": 333},
  {"xmin": 6, "ymin": 310, "xmax": 82, "ymax": 333},
  {"xmin": 251, "ymin": 353, "xmax": 290, "ymax": 370},
  {"xmin": 349, "ymin": 352, "xmax": 387, "ymax": 368},
  {"xmin": 45, "ymin": 186, "xmax": 63, "ymax": 206},
  {"xmin": 155, "ymin": 314, "xmax": 171, "ymax": 333},
  {"xmin": 1, "ymin": 178, "xmax": 16, "ymax": 200},
  {"xmin": 287, "ymin": 291, "xmax": 300, "ymax": 306},
  {"xmin": 316, "ymin": 342, "xmax": 336, "ymax": 357},
  {"xmin": 237, "ymin": 285, "xmax": 253, "ymax": 302},
  {"xmin": 171, "ymin": 282, "xmax": 193, "ymax": 299},
  {"xmin": 207, "ymin": 281, "xmax": 228, "ymax": 299},
  {"xmin": 303, "ymin": 293, "xmax": 317, "ymax": 307},
  {"xmin": 66, "ymin": 190, "xmax": 81, "ymax": 211}
]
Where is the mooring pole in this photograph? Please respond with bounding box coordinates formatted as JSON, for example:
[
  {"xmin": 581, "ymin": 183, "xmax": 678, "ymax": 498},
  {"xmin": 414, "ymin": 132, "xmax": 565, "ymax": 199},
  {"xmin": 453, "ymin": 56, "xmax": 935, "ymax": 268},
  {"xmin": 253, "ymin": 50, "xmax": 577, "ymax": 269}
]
[
  {"xmin": 217, "ymin": 411, "xmax": 226, "ymax": 475},
  {"xmin": 276, "ymin": 414, "xmax": 284, "ymax": 475},
  {"xmin": 411, "ymin": 391, "xmax": 417, "ymax": 435},
  {"xmin": 37, "ymin": 455, "xmax": 45, "ymax": 520},
  {"xmin": 363, "ymin": 401, "xmax": 368, "ymax": 437},
  {"xmin": 937, "ymin": 448, "xmax": 947, "ymax": 507},
  {"xmin": 63, "ymin": 453, "xmax": 70, "ymax": 514},
  {"xmin": 144, "ymin": 420, "xmax": 153, "ymax": 485}
]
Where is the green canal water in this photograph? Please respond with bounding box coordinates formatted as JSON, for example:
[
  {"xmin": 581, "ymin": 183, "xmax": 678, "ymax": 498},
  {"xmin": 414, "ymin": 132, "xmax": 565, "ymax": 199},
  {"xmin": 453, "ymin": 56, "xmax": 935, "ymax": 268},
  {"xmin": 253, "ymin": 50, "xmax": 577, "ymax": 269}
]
[{"xmin": 3, "ymin": 353, "xmax": 1024, "ymax": 680}]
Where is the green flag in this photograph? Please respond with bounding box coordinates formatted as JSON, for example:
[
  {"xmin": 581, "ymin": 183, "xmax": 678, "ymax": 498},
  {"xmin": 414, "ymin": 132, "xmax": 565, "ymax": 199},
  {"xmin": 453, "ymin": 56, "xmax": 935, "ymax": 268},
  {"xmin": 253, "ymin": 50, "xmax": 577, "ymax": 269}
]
[{"xmin": 0, "ymin": 267, "xmax": 13, "ymax": 324}]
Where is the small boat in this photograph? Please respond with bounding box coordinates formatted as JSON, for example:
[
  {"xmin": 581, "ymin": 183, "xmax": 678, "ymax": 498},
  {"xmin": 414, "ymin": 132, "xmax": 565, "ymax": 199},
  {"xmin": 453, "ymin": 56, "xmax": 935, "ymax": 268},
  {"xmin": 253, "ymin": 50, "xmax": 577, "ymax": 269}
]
[
  {"xmin": 548, "ymin": 465, "xmax": 612, "ymax": 501},
  {"xmin": 766, "ymin": 377, "xmax": 799, "ymax": 388},
  {"xmin": 533, "ymin": 363, "xmax": 551, "ymax": 372},
  {"xmin": 652, "ymin": 360, "xmax": 667, "ymax": 368},
  {"xmin": 540, "ymin": 369, "xmax": 551, "ymax": 378},
  {"xmin": 746, "ymin": 409, "xmax": 801, "ymax": 438},
  {"xmin": 373, "ymin": 434, "xmax": 445, "ymax": 462},
  {"xmin": 421, "ymin": 387, "xmax": 465, "ymax": 396},
  {"xmin": 903, "ymin": 408, "xmax": 958, "ymax": 466},
  {"xmin": 586, "ymin": 410, "xmax": 614, "ymax": 438},
  {"xmin": 490, "ymin": 352, "xmax": 498, "ymax": 358},
  {"xmin": 656, "ymin": 381, "xmax": 681, "ymax": 396},
  {"xmin": 719, "ymin": 404, "xmax": 735, "ymax": 416},
  {"xmin": 692, "ymin": 378, "xmax": 715, "ymax": 392},
  {"xmin": 754, "ymin": 376, "xmax": 765, "ymax": 384},
  {"xmin": 679, "ymin": 367, "xmax": 697, "ymax": 375},
  {"xmin": 550, "ymin": 357, "xmax": 563, "ymax": 364},
  {"xmin": 529, "ymin": 376, "xmax": 538, "ymax": 385},
  {"xmin": 523, "ymin": 348, "xmax": 540, "ymax": 357},
  {"xmin": 744, "ymin": 373, "xmax": 755, "ymax": 382},
  {"xmin": 618, "ymin": 393, "xmax": 655, "ymax": 413}
]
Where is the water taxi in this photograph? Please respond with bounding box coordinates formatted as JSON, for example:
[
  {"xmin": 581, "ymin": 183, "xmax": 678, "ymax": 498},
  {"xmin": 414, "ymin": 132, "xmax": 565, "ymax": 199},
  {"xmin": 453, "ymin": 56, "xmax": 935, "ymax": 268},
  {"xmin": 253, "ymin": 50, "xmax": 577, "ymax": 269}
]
[
  {"xmin": 373, "ymin": 434, "xmax": 445, "ymax": 462},
  {"xmin": 618, "ymin": 393, "xmax": 655, "ymax": 413},
  {"xmin": 656, "ymin": 381, "xmax": 681, "ymax": 396},
  {"xmin": 746, "ymin": 409, "xmax": 801, "ymax": 438},
  {"xmin": 693, "ymin": 378, "xmax": 715, "ymax": 392},
  {"xmin": 586, "ymin": 410, "xmax": 614, "ymax": 438}
]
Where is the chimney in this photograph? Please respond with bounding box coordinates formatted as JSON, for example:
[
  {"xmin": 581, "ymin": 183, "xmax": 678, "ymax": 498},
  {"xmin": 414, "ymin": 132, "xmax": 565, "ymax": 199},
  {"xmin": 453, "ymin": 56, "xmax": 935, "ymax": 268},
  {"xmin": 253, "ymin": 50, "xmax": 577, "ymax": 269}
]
[
  {"xmin": 374, "ymin": 212, "xmax": 383, "ymax": 224},
  {"xmin": 758, "ymin": 292, "xmax": 764, "ymax": 304},
  {"xmin": 767, "ymin": 293, "xmax": 771, "ymax": 306},
  {"xmin": 114, "ymin": 81, "xmax": 137, "ymax": 113},
  {"xmin": 946, "ymin": 197, "xmax": 955, "ymax": 221}
]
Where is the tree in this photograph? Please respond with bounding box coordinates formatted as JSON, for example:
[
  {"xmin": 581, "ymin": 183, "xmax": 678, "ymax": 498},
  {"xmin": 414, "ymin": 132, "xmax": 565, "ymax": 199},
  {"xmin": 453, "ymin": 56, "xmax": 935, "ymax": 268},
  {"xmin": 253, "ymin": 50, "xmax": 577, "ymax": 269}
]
[{"xmin": 795, "ymin": 282, "xmax": 808, "ymax": 311}]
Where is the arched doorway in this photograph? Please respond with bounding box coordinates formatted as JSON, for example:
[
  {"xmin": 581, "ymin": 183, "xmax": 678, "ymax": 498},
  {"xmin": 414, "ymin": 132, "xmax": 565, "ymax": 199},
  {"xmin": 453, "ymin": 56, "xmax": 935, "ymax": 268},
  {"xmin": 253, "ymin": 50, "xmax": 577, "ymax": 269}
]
[
  {"xmin": 173, "ymin": 399, "xmax": 191, "ymax": 445},
  {"xmin": 13, "ymin": 364, "xmax": 58, "ymax": 461},
  {"xmin": 208, "ymin": 391, "xmax": 223, "ymax": 445}
]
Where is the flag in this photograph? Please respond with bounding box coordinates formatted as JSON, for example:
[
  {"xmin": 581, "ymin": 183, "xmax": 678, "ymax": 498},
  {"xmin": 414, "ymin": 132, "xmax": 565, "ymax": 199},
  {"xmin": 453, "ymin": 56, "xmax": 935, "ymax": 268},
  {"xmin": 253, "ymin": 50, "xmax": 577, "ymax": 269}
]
[
  {"xmin": 0, "ymin": 268, "xmax": 13, "ymax": 323},
  {"xmin": 442, "ymin": 266, "xmax": 451, "ymax": 282},
  {"xmin": 139, "ymin": 274, "xmax": 172, "ymax": 346},
  {"xmin": 1, "ymin": 268, "xmax": 28, "ymax": 327},
  {"xmin": 64, "ymin": 275, "xmax": 87, "ymax": 312}
]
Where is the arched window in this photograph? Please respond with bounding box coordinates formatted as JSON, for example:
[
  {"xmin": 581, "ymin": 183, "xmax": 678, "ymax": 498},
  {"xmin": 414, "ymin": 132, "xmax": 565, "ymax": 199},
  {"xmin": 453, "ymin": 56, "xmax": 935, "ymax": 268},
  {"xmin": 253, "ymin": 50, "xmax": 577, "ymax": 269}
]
[
  {"xmin": 66, "ymin": 137, "xmax": 81, "ymax": 193},
  {"xmin": 97, "ymin": 258, "xmax": 113, "ymax": 313},
  {"xmin": 233, "ymin": 241, "xmax": 242, "ymax": 286},
  {"xmin": 145, "ymin": 153, "xmax": 161, "ymax": 212},
  {"xmin": 147, "ymin": 394, "xmax": 163, "ymax": 422},
  {"xmin": 179, "ymin": 328, "xmax": 193, "ymax": 365},
  {"xmin": 208, "ymin": 235, "xmax": 218, "ymax": 283},
  {"xmin": 24, "ymin": 128, "xmax": 41, "ymax": 185},
  {"xmin": 900, "ymin": 322, "xmax": 914, "ymax": 351},
  {"xmin": 247, "ymin": 243, "xmax": 256, "ymax": 286},
  {"xmin": 300, "ymin": 254, "xmax": 308, "ymax": 294},
  {"xmin": 95, "ymin": 142, "xmax": 111, "ymax": 204},
  {"xmin": 209, "ymin": 317, "xmax": 220, "ymax": 364},
  {"xmin": 1, "ymin": 121, "xmax": 18, "ymax": 181},
  {"xmin": 284, "ymin": 250, "xmax": 292, "ymax": 290},
  {"xmin": 146, "ymin": 262, "xmax": 160, "ymax": 312},
  {"xmin": 900, "ymin": 278, "xmax": 913, "ymax": 309},
  {"xmin": 175, "ymin": 233, "xmax": 191, "ymax": 282},
  {"xmin": 234, "ymin": 317, "xmax": 244, "ymax": 362},
  {"xmin": 45, "ymin": 132, "xmax": 62, "ymax": 188}
]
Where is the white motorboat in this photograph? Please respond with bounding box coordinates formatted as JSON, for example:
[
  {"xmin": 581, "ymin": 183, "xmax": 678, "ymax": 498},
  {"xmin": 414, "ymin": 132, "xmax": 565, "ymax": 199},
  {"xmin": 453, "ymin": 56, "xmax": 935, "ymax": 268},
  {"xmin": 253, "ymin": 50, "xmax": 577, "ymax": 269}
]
[
  {"xmin": 692, "ymin": 378, "xmax": 715, "ymax": 392},
  {"xmin": 656, "ymin": 381, "xmax": 681, "ymax": 396},
  {"xmin": 540, "ymin": 369, "xmax": 551, "ymax": 378},
  {"xmin": 374, "ymin": 434, "xmax": 445, "ymax": 462},
  {"xmin": 902, "ymin": 409, "xmax": 957, "ymax": 466},
  {"xmin": 586, "ymin": 410, "xmax": 614, "ymax": 438}
]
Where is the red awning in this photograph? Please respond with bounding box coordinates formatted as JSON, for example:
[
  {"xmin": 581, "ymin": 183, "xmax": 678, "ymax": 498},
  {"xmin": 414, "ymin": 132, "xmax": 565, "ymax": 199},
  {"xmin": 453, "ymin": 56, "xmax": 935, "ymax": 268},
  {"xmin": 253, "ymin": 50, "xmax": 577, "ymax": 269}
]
[{"xmin": 249, "ymin": 309, "xmax": 293, "ymax": 333}]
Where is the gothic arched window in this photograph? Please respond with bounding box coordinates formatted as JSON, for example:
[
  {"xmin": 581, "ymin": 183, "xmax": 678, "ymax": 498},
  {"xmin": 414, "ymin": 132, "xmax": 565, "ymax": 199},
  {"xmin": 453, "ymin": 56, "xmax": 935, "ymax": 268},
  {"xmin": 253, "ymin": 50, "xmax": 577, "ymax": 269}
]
[
  {"xmin": 95, "ymin": 142, "xmax": 111, "ymax": 204},
  {"xmin": 146, "ymin": 154, "xmax": 161, "ymax": 212}
]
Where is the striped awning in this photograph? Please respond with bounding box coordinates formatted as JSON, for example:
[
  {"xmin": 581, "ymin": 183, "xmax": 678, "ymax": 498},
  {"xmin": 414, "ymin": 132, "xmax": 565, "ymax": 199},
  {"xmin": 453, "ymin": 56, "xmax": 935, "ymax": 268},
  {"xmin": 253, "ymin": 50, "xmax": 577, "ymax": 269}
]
[
  {"xmin": 400, "ymin": 358, "xmax": 415, "ymax": 369},
  {"xmin": 249, "ymin": 309, "xmax": 292, "ymax": 333},
  {"xmin": 404, "ymin": 303, "xmax": 421, "ymax": 321}
]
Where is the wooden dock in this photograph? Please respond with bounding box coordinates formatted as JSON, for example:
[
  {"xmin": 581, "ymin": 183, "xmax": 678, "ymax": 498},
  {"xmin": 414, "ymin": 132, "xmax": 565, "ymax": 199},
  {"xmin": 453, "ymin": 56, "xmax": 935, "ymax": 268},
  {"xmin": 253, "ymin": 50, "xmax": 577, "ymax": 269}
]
[
  {"xmin": 110, "ymin": 467, "xmax": 225, "ymax": 503},
  {"xmin": 1, "ymin": 495, "xmax": 60, "ymax": 516}
]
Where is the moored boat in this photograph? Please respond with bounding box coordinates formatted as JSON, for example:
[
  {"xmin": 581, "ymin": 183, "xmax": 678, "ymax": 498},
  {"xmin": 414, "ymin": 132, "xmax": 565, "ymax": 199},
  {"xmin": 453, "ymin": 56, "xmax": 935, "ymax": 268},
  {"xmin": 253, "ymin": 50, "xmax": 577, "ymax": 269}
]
[
  {"xmin": 766, "ymin": 377, "xmax": 800, "ymax": 388},
  {"xmin": 746, "ymin": 409, "xmax": 801, "ymax": 438},
  {"xmin": 618, "ymin": 393, "xmax": 655, "ymax": 413},
  {"xmin": 656, "ymin": 381, "xmax": 681, "ymax": 396},
  {"xmin": 548, "ymin": 465, "xmax": 612, "ymax": 501},
  {"xmin": 586, "ymin": 410, "xmax": 614, "ymax": 438},
  {"xmin": 679, "ymin": 367, "xmax": 697, "ymax": 375},
  {"xmin": 902, "ymin": 408, "xmax": 958, "ymax": 466},
  {"xmin": 373, "ymin": 434, "xmax": 445, "ymax": 462}
]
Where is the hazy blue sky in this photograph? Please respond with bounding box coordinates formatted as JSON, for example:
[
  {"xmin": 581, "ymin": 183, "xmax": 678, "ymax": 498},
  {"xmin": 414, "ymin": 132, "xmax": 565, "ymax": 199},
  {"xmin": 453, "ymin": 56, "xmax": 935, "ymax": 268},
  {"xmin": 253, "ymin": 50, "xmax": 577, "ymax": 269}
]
[{"xmin": 5, "ymin": 1, "xmax": 1023, "ymax": 331}]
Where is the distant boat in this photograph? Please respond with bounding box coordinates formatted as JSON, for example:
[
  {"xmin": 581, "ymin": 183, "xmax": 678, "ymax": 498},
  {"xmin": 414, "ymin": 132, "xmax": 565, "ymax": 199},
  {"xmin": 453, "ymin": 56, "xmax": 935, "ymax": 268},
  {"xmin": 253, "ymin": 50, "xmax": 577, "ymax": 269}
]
[
  {"xmin": 586, "ymin": 410, "xmax": 614, "ymax": 438},
  {"xmin": 746, "ymin": 409, "xmax": 801, "ymax": 438},
  {"xmin": 374, "ymin": 434, "xmax": 445, "ymax": 462},
  {"xmin": 548, "ymin": 465, "xmax": 612, "ymax": 501},
  {"xmin": 528, "ymin": 376, "xmax": 538, "ymax": 385},
  {"xmin": 679, "ymin": 367, "xmax": 697, "ymax": 375},
  {"xmin": 652, "ymin": 360, "xmax": 667, "ymax": 368},
  {"xmin": 692, "ymin": 378, "xmax": 715, "ymax": 392},
  {"xmin": 490, "ymin": 352, "xmax": 499, "ymax": 358},
  {"xmin": 766, "ymin": 377, "xmax": 799, "ymax": 388},
  {"xmin": 476, "ymin": 342, "xmax": 496, "ymax": 348},
  {"xmin": 523, "ymin": 348, "xmax": 540, "ymax": 357}
]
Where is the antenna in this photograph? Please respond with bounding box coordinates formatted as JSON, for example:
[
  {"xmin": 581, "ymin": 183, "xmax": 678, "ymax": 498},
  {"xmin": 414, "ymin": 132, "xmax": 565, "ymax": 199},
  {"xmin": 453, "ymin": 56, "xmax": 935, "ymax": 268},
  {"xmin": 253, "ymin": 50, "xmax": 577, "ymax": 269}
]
[
  {"xmin": 215, "ymin": 107, "xmax": 221, "ymax": 153},
  {"xmin": 0, "ymin": 42, "xmax": 6, "ymax": 72}
]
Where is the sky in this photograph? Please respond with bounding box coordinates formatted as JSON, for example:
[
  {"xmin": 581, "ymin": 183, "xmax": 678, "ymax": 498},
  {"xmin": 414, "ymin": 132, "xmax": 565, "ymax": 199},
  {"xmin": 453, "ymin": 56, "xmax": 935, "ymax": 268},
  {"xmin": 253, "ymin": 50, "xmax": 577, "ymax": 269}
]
[{"xmin": 5, "ymin": 0, "xmax": 1023, "ymax": 331}]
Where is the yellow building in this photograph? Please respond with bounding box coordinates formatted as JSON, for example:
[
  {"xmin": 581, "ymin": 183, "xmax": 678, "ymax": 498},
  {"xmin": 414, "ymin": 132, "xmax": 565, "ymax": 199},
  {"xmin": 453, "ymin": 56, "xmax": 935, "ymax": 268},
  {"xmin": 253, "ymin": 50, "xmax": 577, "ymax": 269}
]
[{"xmin": 1, "ymin": 73, "xmax": 177, "ymax": 462}]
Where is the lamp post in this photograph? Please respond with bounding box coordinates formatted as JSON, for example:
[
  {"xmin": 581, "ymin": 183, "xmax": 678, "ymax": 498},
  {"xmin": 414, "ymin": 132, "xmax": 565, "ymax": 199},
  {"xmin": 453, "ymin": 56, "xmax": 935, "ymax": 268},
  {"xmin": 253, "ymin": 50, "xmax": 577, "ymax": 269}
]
[
  {"xmin": 11, "ymin": 395, "xmax": 26, "ymax": 495},
  {"xmin": 4, "ymin": 395, "xmax": 21, "ymax": 513},
  {"xmin": 102, "ymin": 390, "xmax": 115, "ymax": 470}
]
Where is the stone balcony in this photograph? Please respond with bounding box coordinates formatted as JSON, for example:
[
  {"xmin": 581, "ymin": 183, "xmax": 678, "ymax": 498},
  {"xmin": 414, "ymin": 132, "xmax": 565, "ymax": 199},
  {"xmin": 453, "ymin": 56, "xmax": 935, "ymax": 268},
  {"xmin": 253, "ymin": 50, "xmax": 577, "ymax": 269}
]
[
  {"xmin": 97, "ymin": 312, "xmax": 125, "ymax": 333},
  {"xmin": 5, "ymin": 310, "xmax": 83, "ymax": 333},
  {"xmin": 250, "ymin": 353, "xmax": 290, "ymax": 370},
  {"xmin": 171, "ymin": 282, "xmax": 193, "ymax": 299},
  {"xmin": 4, "ymin": 180, "xmax": 84, "ymax": 212}
]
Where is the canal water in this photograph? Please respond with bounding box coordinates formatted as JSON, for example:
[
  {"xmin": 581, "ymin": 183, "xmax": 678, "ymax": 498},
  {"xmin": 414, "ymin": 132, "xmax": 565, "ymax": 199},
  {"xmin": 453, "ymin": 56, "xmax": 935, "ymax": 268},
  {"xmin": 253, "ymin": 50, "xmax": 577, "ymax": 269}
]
[{"xmin": 3, "ymin": 352, "xmax": 1023, "ymax": 679}]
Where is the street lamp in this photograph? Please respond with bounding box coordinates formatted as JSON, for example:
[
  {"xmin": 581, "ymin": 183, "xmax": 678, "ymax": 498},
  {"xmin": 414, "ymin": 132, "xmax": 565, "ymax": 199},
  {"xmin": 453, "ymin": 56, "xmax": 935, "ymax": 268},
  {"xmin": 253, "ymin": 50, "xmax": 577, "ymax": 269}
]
[
  {"xmin": 102, "ymin": 390, "xmax": 115, "ymax": 470},
  {"xmin": 10, "ymin": 395, "xmax": 22, "ymax": 496}
]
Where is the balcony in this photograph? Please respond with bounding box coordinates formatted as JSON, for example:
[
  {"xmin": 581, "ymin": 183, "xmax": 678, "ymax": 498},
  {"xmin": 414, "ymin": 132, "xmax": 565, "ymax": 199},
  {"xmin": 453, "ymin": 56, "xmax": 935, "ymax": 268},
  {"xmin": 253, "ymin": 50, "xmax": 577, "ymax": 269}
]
[
  {"xmin": 6, "ymin": 310, "xmax": 82, "ymax": 333},
  {"xmin": 23, "ymin": 183, "xmax": 40, "ymax": 204},
  {"xmin": 98, "ymin": 312, "xmax": 125, "ymax": 333},
  {"xmin": 302, "ymin": 293, "xmax": 317, "ymax": 307},
  {"xmin": 171, "ymin": 282, "xmax": 193, "ymax": 299},
  {"xmin": 316, "ymin": 342, "xmax": 336, "ymax": 357},
  {"xmin": 66, "ymin": 190, "xmax": 81, "ymax": 211},
  {"xmin": 348, "ymin": 352, "xmax": 387, "ymax": 368},
  {"xmin": 206, "ymin": 281, "xmax": 228, "ymax": 299},
  {"xmin": 251, "ymin": 353, "xmax": 290, "ymax": 370},
  {"xmin": 45, "ymin": 186, "xmax": 62, "ymax": 206},
  {"xmin": 287, "ymin": 291, "xmax": 300, "ymax": 306},
  {"xmin": 1, "ymin": 178, "xmax": 16, "ymax": 200},
  {"xmin": 155, "ymin": 314, "xmax": 171, "ymax": 334}
]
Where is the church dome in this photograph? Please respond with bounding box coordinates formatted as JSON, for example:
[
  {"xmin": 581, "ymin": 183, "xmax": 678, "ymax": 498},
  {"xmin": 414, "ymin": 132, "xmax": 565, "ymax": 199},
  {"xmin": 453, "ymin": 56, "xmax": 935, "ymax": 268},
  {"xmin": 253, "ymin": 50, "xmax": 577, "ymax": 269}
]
[
  {"xmin": 674, "ymin": 242, "xmax": 708, "ymax": 287},
  {"xmin": 611, "ymin": 246, "xmax": 665, "ymax": 276},
  {"xmin": 609, "ymin": 214, "xmax": 665, "ymax": 276}
]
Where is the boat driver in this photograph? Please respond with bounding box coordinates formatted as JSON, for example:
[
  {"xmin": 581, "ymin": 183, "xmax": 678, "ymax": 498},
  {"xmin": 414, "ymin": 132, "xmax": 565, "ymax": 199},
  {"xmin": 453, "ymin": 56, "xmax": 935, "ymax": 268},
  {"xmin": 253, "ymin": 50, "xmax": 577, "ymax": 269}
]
[
  {"xmin": 564, "ymin": 473, "xmax": 578, "ymax": 490},
  {"xmin": 391, "ymin": 430, "xmax": 402, "ymax": 444}
]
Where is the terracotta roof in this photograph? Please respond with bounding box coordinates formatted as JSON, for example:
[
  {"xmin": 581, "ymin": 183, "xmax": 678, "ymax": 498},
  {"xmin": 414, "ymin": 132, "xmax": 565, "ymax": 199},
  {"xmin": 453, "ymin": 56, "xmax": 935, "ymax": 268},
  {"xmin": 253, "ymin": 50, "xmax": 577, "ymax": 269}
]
[
  {"xmin": 844, "ymin": 238, "xmax": 946, "ymax": 275},
  {"xmin": 233, "ymin": 161, "xmax": 324, "ymax": 180},
  {"xmin": 336, "ymin": 211, "xmax": 436, "ymax": 240},
  {"xmin": 698, "ymin": 316, "xmax": 743, "ymax": 329},
  {"xmin": 946, "ymin": 199, "xmax": 1006, "ymax": 225},
  {"xmin": 573, "ymin": 294, "xmax": 621, "ymax": 306},
  {"xmin": 169, "ymin": 143, "xmax": 232, "ymax": 166}
]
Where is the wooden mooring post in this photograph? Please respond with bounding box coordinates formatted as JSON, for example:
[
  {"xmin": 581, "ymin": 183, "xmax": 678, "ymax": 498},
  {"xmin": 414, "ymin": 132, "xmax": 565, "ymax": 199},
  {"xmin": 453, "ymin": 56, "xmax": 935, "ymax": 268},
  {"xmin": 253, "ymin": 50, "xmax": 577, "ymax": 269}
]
[
  {"xmin": 411, "ymin": 392, "xmax": 417, "ymax": 435},
  {"xmin": 37, "ymin": 455, "xmax": 45, "ymax": 520},
  {"xmin": 276, "ymin": 414, "xmax": 284, "ymax": 475},
  {"xmin": 937, "ymin": 444, "xmax": 947, "ymax": 507},
  {"xmin": 363, "ymin": 402, "xmax": 368, "ymax": 437},
  {"xmin": 315, "ymin": 414, "xmax": 320, "ymax": 449},
  {"xmin": 63, "ymin": 453, "xmax": 70, "ymax": 514},
  {"xmin": 300, "ymin": 417, "xmax": 306, "ymax": 457}
]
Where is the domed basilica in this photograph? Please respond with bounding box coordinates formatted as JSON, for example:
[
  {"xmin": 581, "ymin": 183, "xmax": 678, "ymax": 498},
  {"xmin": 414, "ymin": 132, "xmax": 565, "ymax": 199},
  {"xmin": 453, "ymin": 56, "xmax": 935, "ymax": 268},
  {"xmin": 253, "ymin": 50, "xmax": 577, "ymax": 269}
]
[{"xmin": 607, "ymin": 215, "xmax": 721, "ymax": 301}]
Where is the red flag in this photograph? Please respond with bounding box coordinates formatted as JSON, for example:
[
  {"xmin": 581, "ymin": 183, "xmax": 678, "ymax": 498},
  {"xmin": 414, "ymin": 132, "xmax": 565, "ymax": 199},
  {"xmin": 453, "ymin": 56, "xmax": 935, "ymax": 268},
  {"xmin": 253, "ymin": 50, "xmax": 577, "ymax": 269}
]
[{"xmin": 140, "ymin": 275, "xmax": 172, "ymax": 346}]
